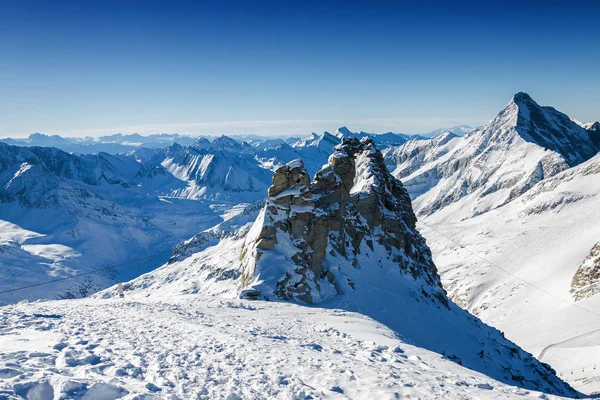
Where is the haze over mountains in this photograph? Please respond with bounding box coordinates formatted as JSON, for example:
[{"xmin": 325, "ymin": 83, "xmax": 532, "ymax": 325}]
[
  {"xmin": 0, "ymin": 126, "xmax": 465, "ymax": 156},
  {"xmin": 1, "ymin": 92, "xmax": 600, "ymax": 398}
]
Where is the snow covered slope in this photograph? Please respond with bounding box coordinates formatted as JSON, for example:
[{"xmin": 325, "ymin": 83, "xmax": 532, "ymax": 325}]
[
  {"xmin": 383, "ymin": 93, "xmax": 600, "ymax": 219},
  {"xmin": 380, "ymin": 94, "xmax": 600, "ymax": 394},
  {"xmin": 0, "ymin": 142, "xmax": 269, "ymax": 304},
  {"xmin": 113, "ymin": 138, "xmax": 576, "ymax": 397},
  {"xmin": 417, "ymin": 145, "xmax": 600, "ymax": 394},
  {"xmin": 0, "ymin": 295, "xmax": 568, "ymax": 399}
]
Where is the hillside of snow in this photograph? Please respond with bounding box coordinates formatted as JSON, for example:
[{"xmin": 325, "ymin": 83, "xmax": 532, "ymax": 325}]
[
  {"xmin": 0, "ymin": 295, "xmax": 568, "ymax": 399},
  {"xmin": 382, "ymin": 93, "xmax": 600, "ymax": 394}
]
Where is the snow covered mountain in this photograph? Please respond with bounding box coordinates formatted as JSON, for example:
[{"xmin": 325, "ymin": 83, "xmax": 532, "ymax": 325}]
[
  {"xmin": 112, "ymin": 138, "xmax": 576, "ymax": 397},
  {"xmin": 419, "ymin": 151, "xmax": 600, "ymax": 394},
  {"xmin": 0, "ymin": 132, "xmax": 198, "ymax": 154},
  {"xmin": 424, "ymin": 125, "xmax": 475, "ymax": 137},
  {"xmin": 148, "ymin": 140, "xmax": 273, "ymax": 201},
  {"xmin": 380, "ymin": 93, "xmax": 600, "ymax": 393},
  {"xmin": 333, "ymin": 126, "xmax": 426, "ymax": 145},
  {"xmin": 0, "ymin": 141, "xmax": 276, "ymax": 304},
  {"xmin": 384, "ymin": 92, "xmax": 600, "ymax": 219}
]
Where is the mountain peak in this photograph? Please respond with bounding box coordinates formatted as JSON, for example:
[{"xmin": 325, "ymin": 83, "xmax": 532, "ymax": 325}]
[
  {"xmin": 488, "ymin": 92, "xmax": 600, "ymax": 166},
  {"xmin": 335, "ymin": 126, "xmax": 353, "ymax": 136},
  {"xmin": 511, "ymin": 91, "xmax": 536, "ymax": 104},
  {"xmin": 211, "ymin": 135, "xmax": 242, "ymax": 152},
  {"xmin": 191, "ymin": 137, "xmax": 211, "ymax": 151}
]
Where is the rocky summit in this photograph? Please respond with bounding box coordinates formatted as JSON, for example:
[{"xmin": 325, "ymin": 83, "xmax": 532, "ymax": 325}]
[{"xmin": 239, "ymin": 136, "xmax": 448, "ymax": 305}]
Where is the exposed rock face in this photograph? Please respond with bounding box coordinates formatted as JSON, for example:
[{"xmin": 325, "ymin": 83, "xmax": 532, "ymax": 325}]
[
  {"xmin": 267, "ymin": 160, "xmax": 310, "ymax": 197},
  {"xmin": 588, "ymin": 121, "xmax": 600, "ymax": 149},
  {"xmin": 570, "ymin": 242, "xmax": 600, "ymax": 301},
  {"xmin": 240, "ymin": 137, "xmax": 446, "ymax": 305}
]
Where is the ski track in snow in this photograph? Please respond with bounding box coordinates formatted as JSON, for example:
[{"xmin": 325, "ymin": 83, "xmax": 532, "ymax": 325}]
[{"xmin": 0, "ymin": 296, "xmax": 552, "ymax": 400}]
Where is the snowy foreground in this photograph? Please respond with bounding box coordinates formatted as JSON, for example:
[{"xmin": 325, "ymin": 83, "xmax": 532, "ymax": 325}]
[{"xmin": 0, "ymin": 295, "xmax": 564, "ymax": 400}]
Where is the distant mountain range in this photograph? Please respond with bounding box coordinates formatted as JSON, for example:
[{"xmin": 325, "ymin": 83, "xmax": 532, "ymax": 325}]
[{"xmin": 0, "ymin": 127, "xmax": 438, "ymax": 156}]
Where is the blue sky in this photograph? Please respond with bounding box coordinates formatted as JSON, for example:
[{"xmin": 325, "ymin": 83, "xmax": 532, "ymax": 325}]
[{"xmin": 1, "ymin": 0, "xmax": 599, "ymax": 137}]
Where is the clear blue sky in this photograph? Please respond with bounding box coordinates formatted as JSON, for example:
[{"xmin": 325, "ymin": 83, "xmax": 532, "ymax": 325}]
[{"xmin": 1, "ymin": 0, "xmax": 599, "ymax": 137}]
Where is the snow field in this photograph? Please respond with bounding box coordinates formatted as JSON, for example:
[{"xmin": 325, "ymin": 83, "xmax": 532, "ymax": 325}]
[{"xmin": 0, "ymin": 296, "xmax": 554, "ymax": 399}]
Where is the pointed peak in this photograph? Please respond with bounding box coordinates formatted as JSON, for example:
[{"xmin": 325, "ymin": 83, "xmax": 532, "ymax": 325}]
[
  {"xmin": 192, "ymin": 137, "xmax": 211, "ymax": 150},
  {"xmin": 509, "ymin": 92, "xmax": 542, "ymax": 113},
  {"xmin": 436, "ymin": 130, "xmax": 458, "ymax": 142},
  {"xmin": 512, "ymin": 91, "xmax": 535, "ymax": 103},
  {"xmin": 335, "ymin": 126, "xmax": 352, "ymax": 136},
  {"xmin": 211, "ymin": 135, "xmax": 242, "ymax": 151}
]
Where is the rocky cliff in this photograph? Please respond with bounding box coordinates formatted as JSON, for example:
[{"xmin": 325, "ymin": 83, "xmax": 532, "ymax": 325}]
[{"xmin": 239, "ymin": 137, "xmax": 446, "ymax": 305}]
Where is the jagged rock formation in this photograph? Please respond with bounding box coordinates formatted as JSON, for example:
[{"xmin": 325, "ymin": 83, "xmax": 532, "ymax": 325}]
[
  {"xmin": 588, "ymin": 121, "xmax": 600, "ymax": 148},
  {"xmin": 571, "ymin": 242, "xmax": 600, "ymax": 301},
  {"xmin": 239, "ymin": 137, "xmax": 445, "ymax": 305},
  {"xmin": 511, "ymin": 92, "xmax": 599, "ymax": 166}
]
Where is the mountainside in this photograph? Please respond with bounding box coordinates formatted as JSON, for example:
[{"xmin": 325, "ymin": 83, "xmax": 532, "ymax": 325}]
[
  {"xmin": 414, "ymin": 138, "xmax": 600, "ymax": 393},
  {"xmin": 384, "ymin": 93, "xmax": 600, "ymax": 219},
  {"xmin": 0, "ymin": 142, "xmax": 268, "ymax": 304},
  {"xmin": 113, "ymin": 138, "xmax": 576, "ymax": 396},
  {"xmin": 155, "ymin": 142, "xmax": 273, "ymax": 201}
]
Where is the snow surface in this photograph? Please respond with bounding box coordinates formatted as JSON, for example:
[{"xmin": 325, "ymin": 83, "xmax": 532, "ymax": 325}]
[
  {"xmin": 0, "ymin": 295, "xmax": 567, "ymax": 399},
  {"xmin": 417, "ymin": 153, "xmax": 600, "ymax": 394}
]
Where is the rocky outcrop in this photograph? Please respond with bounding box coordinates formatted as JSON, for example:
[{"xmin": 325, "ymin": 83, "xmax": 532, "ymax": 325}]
[
  {"xmin": 588, "ymin": 121, "xmax": 600, "ymax": 149},
  {"xmin": 570, "ymin": 242, "xmax": 600, "ymax": 301},
  {"xmin": 239, "ymin": 137, "xmax": 446, "ymax": 305}
]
